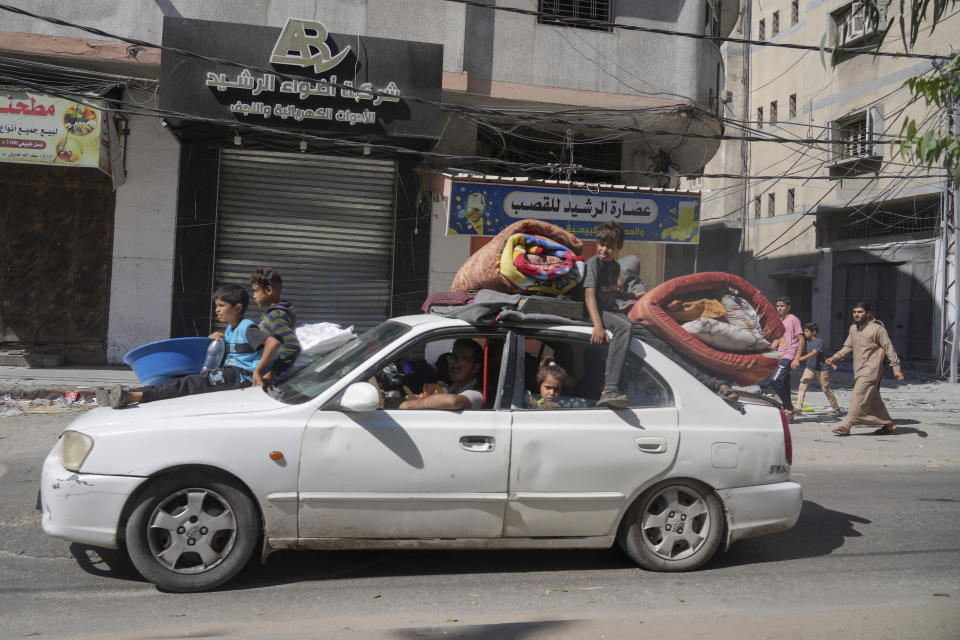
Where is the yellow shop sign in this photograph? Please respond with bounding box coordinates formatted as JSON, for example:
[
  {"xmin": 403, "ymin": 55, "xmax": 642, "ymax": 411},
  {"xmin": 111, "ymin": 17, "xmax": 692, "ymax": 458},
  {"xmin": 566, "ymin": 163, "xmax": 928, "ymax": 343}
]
[{"xmin": 0, "ymin": 92, "xmax": 110, "ymax": 173}]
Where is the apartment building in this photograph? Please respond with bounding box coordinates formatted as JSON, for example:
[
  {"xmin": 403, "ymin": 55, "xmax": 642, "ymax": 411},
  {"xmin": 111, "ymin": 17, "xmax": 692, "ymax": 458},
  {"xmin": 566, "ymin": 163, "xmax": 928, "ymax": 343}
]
[{"xmin": 697, "ymin": 0, "xmax": 957, "ymax": 364}]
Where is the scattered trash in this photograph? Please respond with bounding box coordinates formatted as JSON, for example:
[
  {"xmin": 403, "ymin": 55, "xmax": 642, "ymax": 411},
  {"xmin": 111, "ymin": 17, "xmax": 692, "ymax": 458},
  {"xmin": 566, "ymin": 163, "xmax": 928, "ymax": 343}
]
[{"xmin": 0, "ymin": 391, "xmax": 96, "ymax": 416}]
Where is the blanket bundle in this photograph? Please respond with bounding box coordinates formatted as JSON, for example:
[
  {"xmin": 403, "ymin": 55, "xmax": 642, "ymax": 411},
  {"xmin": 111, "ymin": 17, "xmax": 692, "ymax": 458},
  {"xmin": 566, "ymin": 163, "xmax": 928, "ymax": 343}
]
[
  {"xmin": 452, "ymin": 220, "xmax": 584, "ymax": 295},
  {"xmin": 501, "ymin": 233, "xmax": 584, "ymax": 295}
]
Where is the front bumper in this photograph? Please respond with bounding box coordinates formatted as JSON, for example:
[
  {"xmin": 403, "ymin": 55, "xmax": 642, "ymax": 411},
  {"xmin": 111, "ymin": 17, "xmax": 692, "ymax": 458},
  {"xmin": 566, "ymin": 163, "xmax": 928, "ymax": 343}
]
[
  {"xmin": 40, "ymin": 441, "xmax": 147, "ymax": 549},
  {"xmin": 717, "ymin": 481, "xmax": 802, "ymax": 546}
]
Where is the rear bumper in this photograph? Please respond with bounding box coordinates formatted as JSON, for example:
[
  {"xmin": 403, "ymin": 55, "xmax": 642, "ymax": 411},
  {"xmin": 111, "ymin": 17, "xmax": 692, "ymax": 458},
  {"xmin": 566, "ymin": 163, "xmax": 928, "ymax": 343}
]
[
  {"xmin": 40, "ymin": 443, "xmax": 146, "ymax": 549},
  {"xmin": 717, "ymin": 481, "xmax": 802, "ymax": 546}
]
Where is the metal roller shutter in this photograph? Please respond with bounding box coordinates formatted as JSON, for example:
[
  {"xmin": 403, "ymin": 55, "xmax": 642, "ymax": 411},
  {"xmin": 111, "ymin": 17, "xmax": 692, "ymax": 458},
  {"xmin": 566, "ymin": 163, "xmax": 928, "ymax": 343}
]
[{"xmin": 215, "ymin": 149, "xmax": 396, "ymax": 330}]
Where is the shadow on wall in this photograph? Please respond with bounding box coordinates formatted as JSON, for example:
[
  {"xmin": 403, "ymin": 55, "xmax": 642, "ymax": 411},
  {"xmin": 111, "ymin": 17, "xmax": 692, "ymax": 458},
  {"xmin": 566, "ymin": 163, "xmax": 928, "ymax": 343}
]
[{"xmin": 617, "ymin": 3, "xmax": 686, "ymax": 21}]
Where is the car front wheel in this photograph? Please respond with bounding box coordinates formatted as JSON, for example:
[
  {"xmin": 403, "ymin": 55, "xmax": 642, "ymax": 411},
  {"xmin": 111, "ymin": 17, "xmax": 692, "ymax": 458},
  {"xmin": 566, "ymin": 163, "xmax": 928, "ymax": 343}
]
[
  {"xmin": 124, "ymin": 473, "xmax": 258, "ymax": 592},
  {"xmin": 618, "ymin": 479, "xmax": 723, "ymax": 572}
]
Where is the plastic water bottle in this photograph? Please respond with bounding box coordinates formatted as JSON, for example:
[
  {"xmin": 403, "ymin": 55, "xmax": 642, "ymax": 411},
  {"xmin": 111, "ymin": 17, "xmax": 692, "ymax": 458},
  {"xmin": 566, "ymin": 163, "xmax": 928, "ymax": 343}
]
[{"xmin": 202, "ymin": 339, "xmax": 225, "ymax": 371}]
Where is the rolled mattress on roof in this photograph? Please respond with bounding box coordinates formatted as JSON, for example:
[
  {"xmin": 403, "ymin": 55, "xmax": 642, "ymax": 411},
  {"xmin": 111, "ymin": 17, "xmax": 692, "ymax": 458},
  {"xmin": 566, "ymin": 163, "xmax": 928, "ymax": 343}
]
[
  {"xmin": 451, "ymin": 219, "xmax": 583, "ymax": 294},
  {"xmin": 628, "ymin": 271, "xmax": 785, "ymax": 386}
]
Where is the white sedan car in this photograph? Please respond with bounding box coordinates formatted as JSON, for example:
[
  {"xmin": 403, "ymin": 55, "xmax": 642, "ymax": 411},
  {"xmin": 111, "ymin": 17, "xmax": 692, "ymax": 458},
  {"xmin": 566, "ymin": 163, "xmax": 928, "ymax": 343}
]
[{"xmin": 41, "ymin": 314, "xmax": 801, "ymax": 592}]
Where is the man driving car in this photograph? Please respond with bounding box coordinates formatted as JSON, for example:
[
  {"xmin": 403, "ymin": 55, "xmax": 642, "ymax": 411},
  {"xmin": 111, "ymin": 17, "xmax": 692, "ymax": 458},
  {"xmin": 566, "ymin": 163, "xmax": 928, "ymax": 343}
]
[{"xmin": 398, "ymin": 338, "xmax": 484, "ymax": 411}]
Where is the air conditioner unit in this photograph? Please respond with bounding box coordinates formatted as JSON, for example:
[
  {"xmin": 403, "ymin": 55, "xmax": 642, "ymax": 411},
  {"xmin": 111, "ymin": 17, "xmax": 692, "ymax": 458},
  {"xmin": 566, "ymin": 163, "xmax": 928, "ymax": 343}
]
[{"xmin": 720, "ymin": 90, "xmax": 734, "ymax": 103}]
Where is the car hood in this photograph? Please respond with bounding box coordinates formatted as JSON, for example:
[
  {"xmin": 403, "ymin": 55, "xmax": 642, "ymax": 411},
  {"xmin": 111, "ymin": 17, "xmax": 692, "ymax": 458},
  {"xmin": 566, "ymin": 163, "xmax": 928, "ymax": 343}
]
[{"xmin": 67, "ymin": 386, "xmax": 288, "ymax": 432}]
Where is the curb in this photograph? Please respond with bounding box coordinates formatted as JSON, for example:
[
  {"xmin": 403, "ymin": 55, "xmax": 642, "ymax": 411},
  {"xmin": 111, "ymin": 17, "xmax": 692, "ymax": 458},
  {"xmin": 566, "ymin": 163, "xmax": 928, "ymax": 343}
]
[{"xmin": 0, "ymin": 386, "xmax": 100, "ymax": 402}]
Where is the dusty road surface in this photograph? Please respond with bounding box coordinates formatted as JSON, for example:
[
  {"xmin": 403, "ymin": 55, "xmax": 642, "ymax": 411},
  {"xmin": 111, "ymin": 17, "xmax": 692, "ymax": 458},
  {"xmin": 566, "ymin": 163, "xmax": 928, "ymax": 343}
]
[{"xmin": 1, "ymin": 379, "xmax": 958, "ymax": 640}]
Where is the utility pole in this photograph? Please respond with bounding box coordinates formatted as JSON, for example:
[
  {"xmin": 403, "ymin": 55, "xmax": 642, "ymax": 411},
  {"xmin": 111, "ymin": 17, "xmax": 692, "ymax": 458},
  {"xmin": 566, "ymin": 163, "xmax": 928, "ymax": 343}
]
[
  {"xmin": 738, "ymin": 0, "xmax": 751, "ymax": 276},
  {"xmin": 938, "ymin": 83, "xmax": 959, "ymax": 383}
]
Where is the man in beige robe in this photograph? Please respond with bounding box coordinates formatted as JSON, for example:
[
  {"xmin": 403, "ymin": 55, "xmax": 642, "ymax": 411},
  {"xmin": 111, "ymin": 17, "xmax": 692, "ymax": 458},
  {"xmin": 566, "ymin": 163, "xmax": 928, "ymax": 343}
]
[{"xmin": 825, "ymin": 302, "xmax": 904, "ymax": 436}]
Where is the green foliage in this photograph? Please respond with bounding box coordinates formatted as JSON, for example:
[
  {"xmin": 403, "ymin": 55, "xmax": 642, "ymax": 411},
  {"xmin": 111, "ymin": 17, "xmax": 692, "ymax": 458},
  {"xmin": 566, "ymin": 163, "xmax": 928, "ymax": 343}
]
[{"xmin": 900, "ymin": 52, "xmax": 959, "ymax": 179}]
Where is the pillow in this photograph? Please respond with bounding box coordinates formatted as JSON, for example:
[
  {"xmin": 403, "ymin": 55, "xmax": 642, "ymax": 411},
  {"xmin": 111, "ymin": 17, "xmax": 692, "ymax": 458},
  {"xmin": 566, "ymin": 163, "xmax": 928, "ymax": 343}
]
[{"xmin": 682, "ymin": 317, "xmax": 772, "ymax": 353}]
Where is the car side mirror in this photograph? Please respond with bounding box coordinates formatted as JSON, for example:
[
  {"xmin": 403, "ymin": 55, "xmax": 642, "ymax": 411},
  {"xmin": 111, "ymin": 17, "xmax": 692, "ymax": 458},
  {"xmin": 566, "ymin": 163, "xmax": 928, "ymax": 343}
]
[{"xmin": 339, "ymin": 382, "xmax": 380, "ymax": 412}]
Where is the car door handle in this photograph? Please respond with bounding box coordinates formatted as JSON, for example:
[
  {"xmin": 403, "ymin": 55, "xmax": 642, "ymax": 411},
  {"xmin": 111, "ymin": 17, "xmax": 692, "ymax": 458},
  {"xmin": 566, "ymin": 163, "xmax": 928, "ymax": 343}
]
[
  {"xmin": 460, "ymin": 435, "xmax": 496, "ymax": 452},
  {"xmin": 635, "ymin": 436, "xmax": 667, "ymax": 454}
]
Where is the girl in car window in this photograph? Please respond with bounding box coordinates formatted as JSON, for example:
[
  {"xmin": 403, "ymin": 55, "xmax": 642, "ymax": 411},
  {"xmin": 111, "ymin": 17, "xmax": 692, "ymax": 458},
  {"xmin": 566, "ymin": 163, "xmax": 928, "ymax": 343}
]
[{"xmin": 527, "ymin": 361, "xmax": 590, "ymax": 409}]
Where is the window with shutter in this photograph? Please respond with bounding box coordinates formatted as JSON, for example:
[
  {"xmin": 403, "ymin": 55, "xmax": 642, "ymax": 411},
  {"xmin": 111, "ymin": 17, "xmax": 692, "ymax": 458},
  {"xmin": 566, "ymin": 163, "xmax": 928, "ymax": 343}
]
[
  {"xmin": 538, "ymin": 0, "xmax": 612, "ymax": 31},
  {"xmin": 827, "ymin": 106, "xmax": 884, "ymax": 174}
]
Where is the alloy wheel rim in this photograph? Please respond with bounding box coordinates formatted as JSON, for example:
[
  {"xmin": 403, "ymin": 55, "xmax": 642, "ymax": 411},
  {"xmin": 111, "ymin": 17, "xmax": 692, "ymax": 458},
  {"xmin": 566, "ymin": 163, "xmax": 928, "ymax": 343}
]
[
  {"xmin": 640, "ymin": 486, "xmax": 710, "ymax": 561},
  {"xmin": 146, "ymin": 487, "xmax": 238, "ymax": 574}
]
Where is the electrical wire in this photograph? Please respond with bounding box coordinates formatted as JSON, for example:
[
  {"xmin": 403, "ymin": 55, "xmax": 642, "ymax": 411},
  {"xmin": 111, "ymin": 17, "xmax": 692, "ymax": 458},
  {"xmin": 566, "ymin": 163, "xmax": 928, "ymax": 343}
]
[
  {"xmin": 0, "ymin": 2, "xmax": 948, "ymax": 149},
  {"xmin": 439, "ymin": 0, "xmax": 954, "ymax": 60}
]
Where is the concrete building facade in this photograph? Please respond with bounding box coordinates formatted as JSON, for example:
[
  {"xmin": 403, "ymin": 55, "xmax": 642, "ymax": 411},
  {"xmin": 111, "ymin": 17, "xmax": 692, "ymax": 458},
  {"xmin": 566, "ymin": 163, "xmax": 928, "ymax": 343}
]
[
  {"xmin": 696, "ymin": 0, "xmax": 957, "ymax": 366},
  {"xmin": 2, "ymin": 0, "xmax": 738, "ymax": 363}
]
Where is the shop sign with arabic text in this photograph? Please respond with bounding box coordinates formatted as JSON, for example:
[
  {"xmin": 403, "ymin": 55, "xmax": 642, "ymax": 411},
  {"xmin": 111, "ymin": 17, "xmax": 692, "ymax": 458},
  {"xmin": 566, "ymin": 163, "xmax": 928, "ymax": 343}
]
[
  {"xmin": 160, "ymin": 17, "xmax": 443, "ymax": 138},
  {"xmin": 0, "ymin": 91, "xmax": 108, "ymax": 170},
  {"xmin": 447, "ymin": 181, "xmax": 700, "ymax": 243}
]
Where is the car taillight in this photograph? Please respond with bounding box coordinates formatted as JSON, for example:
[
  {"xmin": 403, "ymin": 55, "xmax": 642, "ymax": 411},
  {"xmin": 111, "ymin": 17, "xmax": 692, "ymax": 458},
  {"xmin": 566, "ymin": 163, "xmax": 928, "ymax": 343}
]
[{"xmin": 780, "ymin": 410, "xmax": 793, "ymax": 465}]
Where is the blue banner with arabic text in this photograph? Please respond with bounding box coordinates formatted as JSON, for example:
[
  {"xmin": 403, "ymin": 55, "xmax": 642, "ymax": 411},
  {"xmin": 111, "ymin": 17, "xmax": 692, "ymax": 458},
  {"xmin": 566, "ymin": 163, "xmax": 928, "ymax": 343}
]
[{"xmin": 447, "ymin": 181, "xmax": 699, "ymax": 243}]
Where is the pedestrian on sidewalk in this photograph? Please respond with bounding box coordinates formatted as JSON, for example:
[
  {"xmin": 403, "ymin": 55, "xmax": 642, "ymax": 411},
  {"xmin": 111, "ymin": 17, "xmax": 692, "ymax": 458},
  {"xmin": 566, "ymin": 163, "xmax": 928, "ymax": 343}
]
[
  {"xmin": 795, "ymin": 322, "xmax": 842, "ymax": 417},
  {"xmin": 768, "ymin": 297, "xmax": 804, "ymax": 421},
  {"xmin": 825, "ymin": 301, "xmax": 904, "ymax": 436}
]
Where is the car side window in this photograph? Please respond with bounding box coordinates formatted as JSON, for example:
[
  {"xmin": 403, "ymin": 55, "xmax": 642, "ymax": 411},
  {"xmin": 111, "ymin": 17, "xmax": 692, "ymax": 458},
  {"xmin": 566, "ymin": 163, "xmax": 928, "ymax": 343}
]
[
  {"xmin": 621, "ymin": 351, "xmax": 674, "ymax": 408},
  {"xmin": 367, "ymin": 333, "xmax": 505, "ymax": 410},
  {"xmin": 519, "ymin": 336, "xmax": 673, "ymax": 410}
]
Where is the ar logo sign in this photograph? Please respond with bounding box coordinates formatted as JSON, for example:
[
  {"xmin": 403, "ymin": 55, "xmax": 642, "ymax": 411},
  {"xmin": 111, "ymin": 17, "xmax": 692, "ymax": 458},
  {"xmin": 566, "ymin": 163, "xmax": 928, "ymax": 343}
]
[{"xmin": 270, "ymin": 18, "xmax": 351, "ymax": 74}]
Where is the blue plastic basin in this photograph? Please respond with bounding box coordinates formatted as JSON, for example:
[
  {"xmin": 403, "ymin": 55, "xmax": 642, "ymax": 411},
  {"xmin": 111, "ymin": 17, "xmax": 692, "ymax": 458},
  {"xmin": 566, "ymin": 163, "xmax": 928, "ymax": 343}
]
[{"xmin": 123, "ymin": 337, "xmax": 213, "ymax": 386}]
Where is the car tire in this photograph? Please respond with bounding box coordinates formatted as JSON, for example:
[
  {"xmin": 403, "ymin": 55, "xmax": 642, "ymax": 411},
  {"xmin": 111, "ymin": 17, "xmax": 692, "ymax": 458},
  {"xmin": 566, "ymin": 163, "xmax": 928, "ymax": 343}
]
[
  {"xmin": 124, "ymin": 472, "xmax": 259, "ymax": 592},
  {"xmin": 618, "ymin": 478, "xmax": 723, "ymax": 572}
]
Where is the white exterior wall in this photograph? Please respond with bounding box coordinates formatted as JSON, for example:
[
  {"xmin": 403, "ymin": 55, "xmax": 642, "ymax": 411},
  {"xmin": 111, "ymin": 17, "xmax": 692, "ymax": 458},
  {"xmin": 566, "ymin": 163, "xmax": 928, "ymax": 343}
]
[{"xmin": 106, "ymin": 89, "xmax": 180, "ymax": 363}]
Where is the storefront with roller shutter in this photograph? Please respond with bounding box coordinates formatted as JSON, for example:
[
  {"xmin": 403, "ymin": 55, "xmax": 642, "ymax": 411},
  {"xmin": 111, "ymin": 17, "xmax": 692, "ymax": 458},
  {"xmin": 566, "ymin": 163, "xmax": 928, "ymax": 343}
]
[
  {"xmin": 213, "ymin": 149, "xmax": 397, "ymax": 330},
  {"xmin": 159, "ymin": 16, "xmax": 443, "ymax": 336}
]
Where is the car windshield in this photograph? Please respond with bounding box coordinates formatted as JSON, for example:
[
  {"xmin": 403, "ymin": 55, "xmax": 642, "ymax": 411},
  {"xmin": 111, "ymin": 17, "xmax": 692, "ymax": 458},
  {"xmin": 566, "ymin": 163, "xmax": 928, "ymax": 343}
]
[{"xmin": 270, "ymin": 321, "xmax": 411, "ymax": 404}]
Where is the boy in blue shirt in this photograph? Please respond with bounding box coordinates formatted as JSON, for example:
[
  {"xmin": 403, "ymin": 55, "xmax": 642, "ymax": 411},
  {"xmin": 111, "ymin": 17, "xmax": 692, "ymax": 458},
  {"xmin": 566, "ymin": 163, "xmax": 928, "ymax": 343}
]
[
  {"xmin": 97, "ymin": 284, "xmax": 274, "ymax": 408},
  {"xmin": 795, "ymin": 322, "xmax": 842, "ymax": 417}
]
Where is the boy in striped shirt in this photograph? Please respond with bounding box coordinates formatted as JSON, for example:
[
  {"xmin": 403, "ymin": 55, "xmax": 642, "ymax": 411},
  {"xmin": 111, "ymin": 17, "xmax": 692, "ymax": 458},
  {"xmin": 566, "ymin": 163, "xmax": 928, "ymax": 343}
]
[{"xmin": 250, "ymin": 267, "xmax": 302, "ymax": 386}]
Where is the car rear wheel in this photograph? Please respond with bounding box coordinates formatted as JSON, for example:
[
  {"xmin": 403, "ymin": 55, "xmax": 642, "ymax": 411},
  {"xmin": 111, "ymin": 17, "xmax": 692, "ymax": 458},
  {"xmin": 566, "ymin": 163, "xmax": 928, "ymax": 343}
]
[
  {"xmin": 124, "ymin": 473, "xmax": 258, "ymax": 592},
  {"xmin": 618, "ymin": 479, "xmax": 723, "ymax": 572}
]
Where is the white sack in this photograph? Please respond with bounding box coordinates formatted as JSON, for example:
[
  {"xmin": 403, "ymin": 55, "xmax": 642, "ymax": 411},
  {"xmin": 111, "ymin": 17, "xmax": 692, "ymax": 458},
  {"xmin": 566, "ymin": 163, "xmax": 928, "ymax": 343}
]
[
  {"xmin": 682, "ymin": 317, "xmax": 771, "ymax": 353},
  {"xmin": 295, "ymin": 323, "xmax": 356, "ymax": 355}
]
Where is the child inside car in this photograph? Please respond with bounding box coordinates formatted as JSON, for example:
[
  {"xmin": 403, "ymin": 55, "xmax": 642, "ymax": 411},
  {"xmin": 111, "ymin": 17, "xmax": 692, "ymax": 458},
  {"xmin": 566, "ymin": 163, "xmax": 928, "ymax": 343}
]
[{"xmin": 526, "ymin": 359, "xmax": 591, "ymax": 409}]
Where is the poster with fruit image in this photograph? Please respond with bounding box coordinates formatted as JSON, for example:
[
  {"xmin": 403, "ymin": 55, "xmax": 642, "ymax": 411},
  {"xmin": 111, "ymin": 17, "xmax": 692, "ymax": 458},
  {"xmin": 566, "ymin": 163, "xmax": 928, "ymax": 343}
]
[{"xmin": 0, "ymin": 92, "xmax": 107, "ymax": 169}]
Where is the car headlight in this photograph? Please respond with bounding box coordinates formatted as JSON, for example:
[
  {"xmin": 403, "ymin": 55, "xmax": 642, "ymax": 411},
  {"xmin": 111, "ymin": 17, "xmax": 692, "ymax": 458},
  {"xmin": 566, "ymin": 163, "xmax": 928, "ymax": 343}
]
[{"xmin": 61, "ymin": 431, "xmax": 94, "ymax": 471}]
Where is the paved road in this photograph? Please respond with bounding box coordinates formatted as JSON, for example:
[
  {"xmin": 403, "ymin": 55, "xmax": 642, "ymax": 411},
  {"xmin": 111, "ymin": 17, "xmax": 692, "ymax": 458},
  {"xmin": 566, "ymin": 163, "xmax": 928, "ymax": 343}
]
[{"xmin": 1, "ymin": 399, "xmax": 959, "ymax": 640}]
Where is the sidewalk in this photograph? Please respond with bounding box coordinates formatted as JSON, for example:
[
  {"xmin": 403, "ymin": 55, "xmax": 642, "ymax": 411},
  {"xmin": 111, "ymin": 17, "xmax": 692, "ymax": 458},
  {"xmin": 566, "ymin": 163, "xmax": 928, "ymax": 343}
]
[{"xmin": 0, "ymin": 364, "xmax": 139, "ymax": 401}]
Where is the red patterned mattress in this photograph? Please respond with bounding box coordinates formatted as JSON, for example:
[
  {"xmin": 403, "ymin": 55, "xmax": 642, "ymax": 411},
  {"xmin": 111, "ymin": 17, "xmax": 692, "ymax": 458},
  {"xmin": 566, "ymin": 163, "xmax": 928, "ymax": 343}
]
[{"xmin": 628, "ymin": 272, "xmax": 784, "ymax": 385}]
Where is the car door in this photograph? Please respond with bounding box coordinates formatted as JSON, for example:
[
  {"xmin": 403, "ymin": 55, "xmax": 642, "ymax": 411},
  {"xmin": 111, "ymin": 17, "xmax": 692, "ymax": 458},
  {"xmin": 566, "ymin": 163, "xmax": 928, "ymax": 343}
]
[
  {"xmin": 505, "ymin": 330, "xmax": 679, "ymax": 537},
  {"xmin": 297, "ymin": 331, "xmax": 513, "ymax": 539}
]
